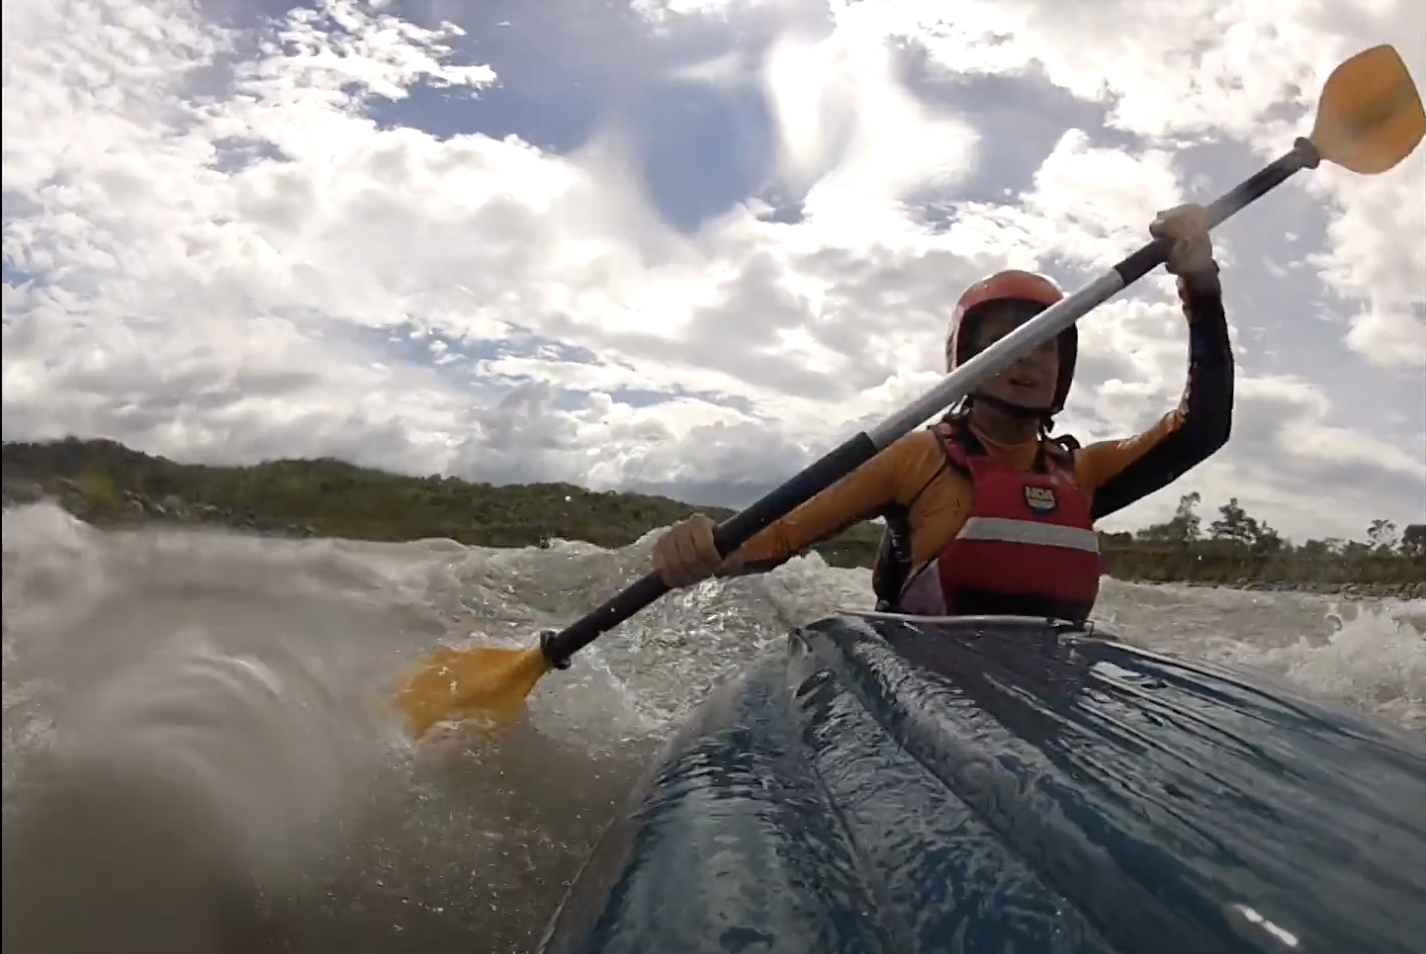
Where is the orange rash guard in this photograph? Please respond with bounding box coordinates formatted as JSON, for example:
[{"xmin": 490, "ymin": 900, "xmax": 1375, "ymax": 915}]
[{"xmin": 724, "ymin": 274, "xmax": 1234, "ymax": 577}]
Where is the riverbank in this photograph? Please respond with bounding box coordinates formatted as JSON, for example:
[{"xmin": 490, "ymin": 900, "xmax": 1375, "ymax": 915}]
[{"xmin": 3, "ymin": 437, "xmax": 1422, "ymax": 600}]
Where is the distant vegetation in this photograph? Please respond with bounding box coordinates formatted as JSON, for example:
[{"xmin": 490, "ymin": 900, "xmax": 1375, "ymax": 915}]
[
  {"xmin": 3, "ymin": 438, "xmax": 1422, "ymax": 597},
  {"xmin": 1098, "ymin": 492, "xmax": 1422, "ymax": 596}
]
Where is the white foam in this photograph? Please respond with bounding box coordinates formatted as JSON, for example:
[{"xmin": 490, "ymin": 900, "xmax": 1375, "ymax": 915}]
[{"xmin": 1245, "ymin": 600, "xmax": 1426, "ymax": 730}]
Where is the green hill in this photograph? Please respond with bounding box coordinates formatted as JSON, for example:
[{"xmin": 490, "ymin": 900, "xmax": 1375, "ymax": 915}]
[
  {"xmin": 0, "ymin": 436, "xmax": 880, "ymax": 562},
  {"xmin": 2, "ymin": 437, "xmax": 1421, "ymax": 597}
]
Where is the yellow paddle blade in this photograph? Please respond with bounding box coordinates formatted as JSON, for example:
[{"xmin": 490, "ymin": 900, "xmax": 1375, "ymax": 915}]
[
  {"xmin": 390, "ymin": 644, "xmax": 553, "ymax": 739},
  {"xmin": 1311, "ymin": 44, "xmax": 1425, "ymax": 175}
]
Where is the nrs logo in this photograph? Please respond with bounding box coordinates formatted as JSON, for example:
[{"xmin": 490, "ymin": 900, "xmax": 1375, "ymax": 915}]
[{"xmin": 1024, "ymin": 485, "xmax": 1058, "ymax": 514}]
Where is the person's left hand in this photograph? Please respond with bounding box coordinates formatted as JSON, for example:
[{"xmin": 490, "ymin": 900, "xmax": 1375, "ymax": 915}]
[{"xmin": 1150, "ymin": 204, "xmax": 1217, "ymax": 280}]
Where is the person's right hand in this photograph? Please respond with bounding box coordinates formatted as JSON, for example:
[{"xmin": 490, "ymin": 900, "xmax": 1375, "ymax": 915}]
[{"xmin": 651, "ymin": 513, "xmax": 725, "ymax": 588}]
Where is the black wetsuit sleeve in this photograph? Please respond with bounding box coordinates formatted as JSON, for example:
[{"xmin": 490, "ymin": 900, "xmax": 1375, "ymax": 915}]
[{"xmin": 1088, "ymin": 273, "xmax": 1235, "ymax": 522}]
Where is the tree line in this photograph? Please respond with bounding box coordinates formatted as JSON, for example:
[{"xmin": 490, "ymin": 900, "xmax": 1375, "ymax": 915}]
[
  {"xmin": 2, "ymin": 438, "xmax": 1422, "ymax": 592},
  {"xmin": 1096, "ymin": 491, "xmax": 1423, "ymax": 589}
]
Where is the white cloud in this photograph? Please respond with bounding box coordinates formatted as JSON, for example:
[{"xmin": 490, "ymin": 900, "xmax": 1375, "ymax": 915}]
[
  {"xmin": 3, "ymin": 0, "xmax": 1424, "ymax": 543},
  {"xmin": 1312, "ymin": 158, "xmax": 1426, "ymax": 367},
  {"xmin": 861, "ymin": 0, "xmax": 1426, "ymax": 367},
  {"xmin": 763, "ymin": 27, "xmax": 979, "ymax": 215},
  {"xmin": 1096, "ymin": 372, "xmax": 1426, "ymax": 538},
  {"xmin": 946, "ymin": 130, "xmax": 1186, "ymax": 276}
]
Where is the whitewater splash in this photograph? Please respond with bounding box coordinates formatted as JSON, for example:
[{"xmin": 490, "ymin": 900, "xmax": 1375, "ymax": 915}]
[{"xmin": 2, "ymin": 501, "xmax": 1423, "ymax": 953}]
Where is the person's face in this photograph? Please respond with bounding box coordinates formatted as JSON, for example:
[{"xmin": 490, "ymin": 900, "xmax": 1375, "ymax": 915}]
[{"xmin": 956, "ymin": 303, "xmax": 1060, "ymax": 409}]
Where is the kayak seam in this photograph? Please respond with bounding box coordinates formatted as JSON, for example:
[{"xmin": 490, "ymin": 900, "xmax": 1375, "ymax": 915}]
[
  {"xmin": 811, "ymin": 620, "xmax": 1120, "ymax": 950},
  {"xmin": 798, "ymin": 702, "xmax": 921, "ymax": 954}
]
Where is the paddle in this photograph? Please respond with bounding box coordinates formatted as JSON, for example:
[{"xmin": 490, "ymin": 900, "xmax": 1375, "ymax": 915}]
[{"xmin": 390, "ymin": 43, "xmax": 1426, "ymax": 739}]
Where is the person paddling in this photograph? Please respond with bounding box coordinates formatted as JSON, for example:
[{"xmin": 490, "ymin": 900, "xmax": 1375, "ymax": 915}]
[
  {"xmin": 392, "ymin": 45, "xmax": 1422, "ymax": 734},
  {"xmin": 651, "ymin": 204, "xmax": 1231, "ymax": 622}
]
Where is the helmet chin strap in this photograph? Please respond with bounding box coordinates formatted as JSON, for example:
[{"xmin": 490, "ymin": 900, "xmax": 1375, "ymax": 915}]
[{"xmin": 966, "ymin": 392, "xmax": 1056, "ymax": 425}]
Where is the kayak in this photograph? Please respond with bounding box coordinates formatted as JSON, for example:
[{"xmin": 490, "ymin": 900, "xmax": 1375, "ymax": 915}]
[{"xmin": 537, "ymin": 613, "xmax": 1426, "ymax": 954}]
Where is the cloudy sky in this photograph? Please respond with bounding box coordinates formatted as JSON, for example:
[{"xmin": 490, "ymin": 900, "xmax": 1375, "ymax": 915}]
[{"xmin": 3, "ymin": 0, "xmax": 1423, "ymax": 543}]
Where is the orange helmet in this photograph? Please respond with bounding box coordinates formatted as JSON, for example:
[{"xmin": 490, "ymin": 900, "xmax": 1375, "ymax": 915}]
[{"xmin": 946, "ymin": 269, "xmax": 1077, "ymax": 414}]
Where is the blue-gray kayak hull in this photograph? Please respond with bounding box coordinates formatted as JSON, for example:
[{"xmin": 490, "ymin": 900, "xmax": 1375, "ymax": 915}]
[{"xmin": 539, "ymin": 613, "xmax": 1426, "ymax": 954}]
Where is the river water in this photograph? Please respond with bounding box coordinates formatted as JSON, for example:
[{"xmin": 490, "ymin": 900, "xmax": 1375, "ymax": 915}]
[{"xmin": 2, "ymin": 501, "xmax": 1423, "ymax": 954}]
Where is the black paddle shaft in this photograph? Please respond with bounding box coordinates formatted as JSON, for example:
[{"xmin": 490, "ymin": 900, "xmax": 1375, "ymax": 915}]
[{"xmin": 538, "ymin": 137, "xmax": 1321, "ymax": 668}]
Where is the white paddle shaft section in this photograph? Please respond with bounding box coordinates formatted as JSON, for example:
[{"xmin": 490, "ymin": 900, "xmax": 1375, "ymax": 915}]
[{"xmin": 865, "ymin": 270, "xmax": 1127, "ymax": 450}]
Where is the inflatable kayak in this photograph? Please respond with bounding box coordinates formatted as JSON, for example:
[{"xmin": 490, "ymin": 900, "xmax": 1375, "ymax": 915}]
[{"xmin": 537, "ymin": 613, "xmax": 1426, "ymax": 954}]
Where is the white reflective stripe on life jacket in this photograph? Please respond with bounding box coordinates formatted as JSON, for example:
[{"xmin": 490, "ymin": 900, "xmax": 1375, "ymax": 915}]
[{"xmin": 955, "ymin": 517, "xmax": 1100, "ymax": 553}]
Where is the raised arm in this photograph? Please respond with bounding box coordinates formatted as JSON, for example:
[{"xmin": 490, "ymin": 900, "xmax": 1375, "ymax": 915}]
[{"xmin": 1076, "ymin": 212, "xmax": 1234, "ymax": 519}]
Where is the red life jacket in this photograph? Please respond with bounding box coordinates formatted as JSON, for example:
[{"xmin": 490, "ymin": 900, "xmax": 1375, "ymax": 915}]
[{"xmin": 871, "ymin": 418, "xmax": 1101, "ymax": 622}]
